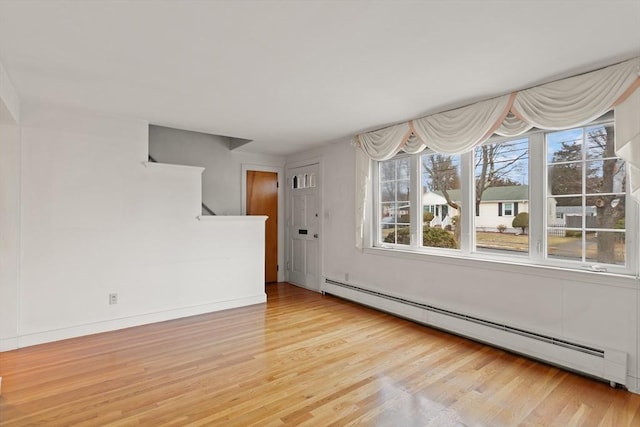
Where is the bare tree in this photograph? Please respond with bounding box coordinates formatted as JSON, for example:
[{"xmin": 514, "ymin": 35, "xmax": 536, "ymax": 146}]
[
  {"xmin": 422, "ymin": 154, "xmax": 461, "ymax": 245},
  {"xmin": 422, "ymin": 154, "xmax": 460, "ymax": 209},
  {"xmin": 550, "ymin": 125, "xmax": 625, "ymax": 263},
  {"xmin": 379, "ymin": 158, "xmax": 411, "ymax": 230},
  {"xmin": 587, "ymin": 125, "xmax": 625, "ymax": 263},
  {"xmin": 421, "ymin": 144, "xmax": 528, "ymax": 212},
  {"xmin": 474, "ymin": 142, "xmax": 528, "ymax": 216}
]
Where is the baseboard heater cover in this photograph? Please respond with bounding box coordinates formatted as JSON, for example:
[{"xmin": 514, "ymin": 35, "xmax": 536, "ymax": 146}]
[{"xmin": 323, "ymin": 278, "xmax": 627, "ymax": 387}]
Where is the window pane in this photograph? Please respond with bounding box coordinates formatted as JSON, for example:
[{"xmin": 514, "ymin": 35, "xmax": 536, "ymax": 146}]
[
  {"xmin": 421, "ymin": 152, "xmax": 460, "ymax": 249},
  {"xmin": 380, "ymin": 204, "xmax": 411, "ymax": 244},
  {"xmin": 380, "ymin": 182, "xmax": 395, "ymax": 202},
  {"xmin": 380, "ymin": 161, "xmax": 396, "ymax": 181},
  {"xmin": 547, "ymin": 163, "xmax": 582, "ymax": 196},
  {"xmin": 586, "ymin": 124, "xmax": 614, "ymax": 159},
  {"xmin": 397, "ymin": 181, "xmax": 410, "ymax": 201},
  {"xmin": 381, "ymin": 224, "xmax": 398, "ymax": 244},
  {"xmin": 397, "ymin": 157, "xmax": 410, "ymax": 180},
  {"xmin": 548, "ymin": 196, "xmax": 582, "ymax": 228},
  {"xmin": 547, "ymin": 229, "xmax": 583, "ymax": 262},
  {"xmin": 391, "ymin": 225, "xmax": 411, "ymax": 245},
  {"xmin": 586, "ymin": 159, "xmax": 626, "ymax": 193},
  {"xmin": 474, "ymin": 138, "xmax": 529, "ymax": 255},
  {"xmin": 547, "ymin": 128, "xmax": 582, "ymax": 163},
  {"xmin": 380, "ymin": 203, "xmax": 395, "ymax": 223},
  {"xmin": 584, "ymin": 231, "xmax": 625, "ymax": 265},
  {"xmin": 585, "ymin": 195, "xmax": 626, "ymax": 230},
  {"xmin": 378, "ymin": 157, "xmax": 411, "ymax": 246}
]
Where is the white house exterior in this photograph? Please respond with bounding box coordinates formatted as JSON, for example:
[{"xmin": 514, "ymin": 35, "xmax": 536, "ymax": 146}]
[
  {"xmin": 423, "ymin": 185, "xmax": 529, "ymax": 232},
  {"xmin": 423, "ymin": 191, "xmax": 457, "ymax": 228},
  {"xmin": 475, "ymin": 186, "xmax": 529, "ymax": 232}
]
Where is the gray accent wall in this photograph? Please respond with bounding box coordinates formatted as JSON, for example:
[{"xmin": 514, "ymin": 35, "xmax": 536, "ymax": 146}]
[{"xmin": 149, "ymin": 125, "xmax": 285, "ymax": 215}]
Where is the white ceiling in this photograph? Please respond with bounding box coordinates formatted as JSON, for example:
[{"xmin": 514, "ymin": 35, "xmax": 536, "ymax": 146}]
[{"xmin": 1, "ymin": 1, "xmax": 639, "ymax": 156}]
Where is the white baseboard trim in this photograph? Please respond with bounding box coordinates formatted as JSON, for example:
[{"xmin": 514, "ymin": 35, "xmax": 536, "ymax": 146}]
[
  {"xmin": 0, "ymin": 336, "xmax": 19, "ymax": 352},
  {"xmin": 13, "ymin": 293, "xmax": 266, "ymax": 349}
]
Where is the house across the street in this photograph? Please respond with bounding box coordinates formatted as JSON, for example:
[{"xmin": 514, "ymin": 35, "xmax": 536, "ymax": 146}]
[{"xmin": 424, "ymin": 185, "xmax": 529, "ymax": 232}]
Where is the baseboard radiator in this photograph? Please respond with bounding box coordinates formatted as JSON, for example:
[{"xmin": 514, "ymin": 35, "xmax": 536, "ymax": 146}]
[{"xmin": 323, "ymin": 278, "xmax": 628, "ymax": 388}]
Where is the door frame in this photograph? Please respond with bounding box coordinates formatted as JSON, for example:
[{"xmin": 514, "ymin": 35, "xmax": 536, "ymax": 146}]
[
  {"xmin": 285, "ymin": 158, "xmax": 323, "ymax": 291},
  {"xmin": 242, "ymin": 164, "xmax": 285, "ymax": 283}
]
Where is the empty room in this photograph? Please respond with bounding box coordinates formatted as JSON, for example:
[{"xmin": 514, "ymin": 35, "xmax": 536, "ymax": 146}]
[{"xmin": 1, "ymin": 1, "xmax": 640, "ymax": 425}]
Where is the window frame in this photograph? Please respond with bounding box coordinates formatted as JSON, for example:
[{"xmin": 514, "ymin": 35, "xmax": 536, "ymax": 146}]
[
  {"xmin": 373, "ymin": 152, "xmax": 415, "ymax": 248},
  {"xmin": 370, "ymin": 115, "xmax": 638, "ymax": 277}
]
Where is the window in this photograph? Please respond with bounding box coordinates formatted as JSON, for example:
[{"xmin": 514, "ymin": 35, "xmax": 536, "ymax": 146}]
[
  {"xmin": 373, "ymin": 114, "xmax": 636, "ymax": 275},
  {"xmin": 421, "ymin": 152, "xmax": 461, "ymax": 249},
  {"xmin": 292, "ymin": 172, "xmax": 316, "ymax": 189},
  {"xmin": 546, "ymin": 123, "xmax": 626, "ymax": 265},
  {"xmin": 378, "ymin": 156, "xmax": 411, "ymax": 245}
]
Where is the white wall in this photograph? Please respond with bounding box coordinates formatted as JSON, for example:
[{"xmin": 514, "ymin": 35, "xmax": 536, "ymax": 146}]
[
  {"xmin": 0, "ymin": 63, "xmax": 21, "ymax": 350},
  {"xmin": 6, "ymin": 105, "xmax": 267, "ymax": 349},
  {"xmin": 287, "ymin": 138, "xmax": 640, "ymax": 392},
  {"xmin": 0, "ymin": 122, "xmax": 20, "ymax": 350},
  {"xmin": 0, "ymin": 59, "xmax": 20, "ymax": 124},
  {"xmin": 149, "ymin": 125, "xmax": 285, "ymax": 215}
]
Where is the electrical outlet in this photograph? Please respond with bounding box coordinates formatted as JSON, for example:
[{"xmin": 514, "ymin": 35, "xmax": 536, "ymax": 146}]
[{"xmin": 109, "ymin": 293, "xmax": 118, "ymax": 305}]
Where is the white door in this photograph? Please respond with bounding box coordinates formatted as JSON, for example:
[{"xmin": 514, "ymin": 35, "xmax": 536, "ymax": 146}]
[{"xmin": 287, "ymin": 164, "xmax": 319, "ymax": 290}]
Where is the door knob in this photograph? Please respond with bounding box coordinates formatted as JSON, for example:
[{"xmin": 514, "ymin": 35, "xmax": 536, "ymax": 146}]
[{"xmin": 314, "ymin": 234, "xmax": 318, "ymax": 238}]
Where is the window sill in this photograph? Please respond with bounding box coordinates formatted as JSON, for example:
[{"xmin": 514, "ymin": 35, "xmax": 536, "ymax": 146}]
[{"xmin": 363, "ymin": 246, "xmax": 639, "ymax": 289}]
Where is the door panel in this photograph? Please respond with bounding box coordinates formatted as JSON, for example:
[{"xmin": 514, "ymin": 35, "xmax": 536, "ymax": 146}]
[
  {"xmin": 293, "ymin": 195, "xmax": 306, "ymax": 227},
  {"xmin": 246, "ymin": 170, "xmax": 278, "ymax": 283},
  {"xmin": 292, "ymin": 239, "xmax": 305, "ymax": 273},
  {"xmin": 306, "ymin": 239, "xmax": 317, "ymax": 277},
  {"xmin": 287, "ymin": 164, "xmax": 319, "ymax": 290}
]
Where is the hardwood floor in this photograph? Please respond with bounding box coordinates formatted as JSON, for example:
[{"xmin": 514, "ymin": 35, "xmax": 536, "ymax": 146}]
[{"xmin": 1, "ymin": 283, "xmax": 640, "ymax": 426}]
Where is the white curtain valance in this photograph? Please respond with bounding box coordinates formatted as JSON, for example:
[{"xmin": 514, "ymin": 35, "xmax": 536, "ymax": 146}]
[
  {"xmin": 495, "ymin": 112, "xmax": 533, "ymax": 137},
  {"xmin": 356, "ymin": 57, "xmax": 640, "ymax": 158},
  {"xmin": 354, "ymin": 57, "xmax": 640, "ymax": 249},
  {"xmin": 411, "ymin": 94, "xmax": 513, "ymax": 154},
  {"xmin": 356, "ymin": 122, "xmax": 412, "ymax": 161},
  {"xmin": 512, "ymin": 58, "xmax": 640, "ymax": 130},
  {"xmin": 403, "ymin": 133, "xmax": 427, "ymax": 154}
]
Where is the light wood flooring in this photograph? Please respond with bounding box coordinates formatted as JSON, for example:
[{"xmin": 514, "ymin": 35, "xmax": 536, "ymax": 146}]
[{"xmin": 1, "ymin": 282, "xmax": 640, "ymax": 426}]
